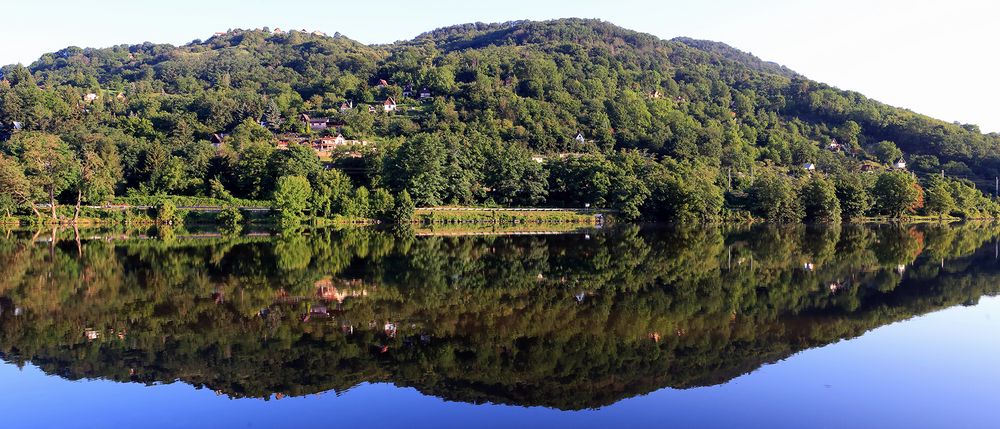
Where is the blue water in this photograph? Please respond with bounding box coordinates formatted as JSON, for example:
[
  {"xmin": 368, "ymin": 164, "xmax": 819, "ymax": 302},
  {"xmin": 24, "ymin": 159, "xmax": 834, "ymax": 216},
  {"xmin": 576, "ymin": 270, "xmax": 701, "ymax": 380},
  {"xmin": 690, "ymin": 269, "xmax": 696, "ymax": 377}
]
[{"xmin": 4, "ymin": 296, "xmax": 998, "ymax": 428}]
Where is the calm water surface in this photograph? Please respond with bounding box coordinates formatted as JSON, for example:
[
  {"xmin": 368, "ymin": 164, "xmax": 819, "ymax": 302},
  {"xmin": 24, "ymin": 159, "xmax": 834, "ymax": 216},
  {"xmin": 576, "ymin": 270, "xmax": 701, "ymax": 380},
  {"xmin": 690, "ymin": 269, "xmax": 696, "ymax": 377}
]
[{"xmin": 1, "ymin": 224, "xmax": 1000, "ymax": 428}]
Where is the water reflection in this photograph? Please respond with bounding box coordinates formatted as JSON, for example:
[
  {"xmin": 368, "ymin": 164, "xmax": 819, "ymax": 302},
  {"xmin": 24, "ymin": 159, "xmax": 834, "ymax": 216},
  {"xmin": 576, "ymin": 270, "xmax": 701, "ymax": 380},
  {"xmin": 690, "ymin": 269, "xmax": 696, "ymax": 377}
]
[{"xmin": 0, "ymin": 223, "xmax": 998, "ymax": 410}]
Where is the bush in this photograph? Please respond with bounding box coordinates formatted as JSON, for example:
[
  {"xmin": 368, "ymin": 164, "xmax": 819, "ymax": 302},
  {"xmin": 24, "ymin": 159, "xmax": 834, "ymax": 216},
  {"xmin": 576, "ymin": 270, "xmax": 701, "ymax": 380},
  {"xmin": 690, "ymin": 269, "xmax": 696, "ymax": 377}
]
[
  {"xmin": 154, "ymin": 200, "xmax": 179, "ymax": 225},
  {"xmin": 217, "ymin": 206, "xmax": 244, "ymax": 230}
]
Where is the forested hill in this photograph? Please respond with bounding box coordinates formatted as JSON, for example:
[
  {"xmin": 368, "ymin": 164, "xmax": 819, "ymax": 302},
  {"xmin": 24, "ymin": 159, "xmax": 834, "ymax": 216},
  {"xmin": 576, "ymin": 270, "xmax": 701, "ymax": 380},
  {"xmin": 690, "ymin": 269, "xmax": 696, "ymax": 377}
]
[{"xmin": 1, "ymin": 19, "xmax": 998, "ymax": 221}]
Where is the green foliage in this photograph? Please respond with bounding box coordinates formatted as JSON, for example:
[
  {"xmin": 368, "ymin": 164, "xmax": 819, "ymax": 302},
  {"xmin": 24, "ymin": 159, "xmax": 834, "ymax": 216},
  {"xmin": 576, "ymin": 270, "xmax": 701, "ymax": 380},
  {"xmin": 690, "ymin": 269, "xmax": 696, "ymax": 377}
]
[
  {"xmin": 3, "ymin": 19, "xmax": 1000, "ymax": 223},
  {"xmin": 216, "ymin": 205, "xmax": 245, "ymax": 232},
  {"xmin": 873, "ymin": 171, "xmax": 922, "ymax": 218},
  {"xmin": 273, "ymin": 175, "xmax": 312, "ymax": 222},
  {"xmin": 835, "ymin": 174, "xmax": 873, "ymax": 220},
  {"xmin": 749, "ymin": 172, "xmax": 802, "ymax": 222},
  {"xmin": 870, "ymin": 140, "xmax": 903, "ymax": 164},
  {"xmin": 391, "ymin": 190, "xmax": 415, "ymax": 223},
  {"xmin": 800, "ymin": 175, "xmax": 841, "ymax": 222},
  {"xmin": 1, "ymin": 223, "xmax": 999, "ymax": 409},
  {"xmin": 154, "ymin": 200, "xmax": 179, "ymax": 224},
  {"xmin": 923, "ymin": 176, "xmax": 956, "ymax": 218},
  {"xmin": 370, "ymin": 188, "xmax": 394, "ymax": 221},
  {"xmin": 383, "ymin": 134, "xmax": 446, "ymax": 206}
]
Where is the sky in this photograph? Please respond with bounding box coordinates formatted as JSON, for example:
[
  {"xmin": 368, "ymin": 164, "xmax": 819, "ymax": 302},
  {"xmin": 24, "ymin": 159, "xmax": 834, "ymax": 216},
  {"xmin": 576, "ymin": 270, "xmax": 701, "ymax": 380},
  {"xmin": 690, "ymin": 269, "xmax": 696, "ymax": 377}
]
[{"xmin": 5, "ymin": 0, "xmax": 998, "ymax": 132}]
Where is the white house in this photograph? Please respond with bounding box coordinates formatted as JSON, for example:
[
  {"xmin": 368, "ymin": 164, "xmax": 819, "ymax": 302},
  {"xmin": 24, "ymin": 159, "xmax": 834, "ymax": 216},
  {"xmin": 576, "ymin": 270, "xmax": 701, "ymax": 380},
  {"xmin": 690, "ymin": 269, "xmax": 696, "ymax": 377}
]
[
  {"xmin": 575, "ymin": 132, "xmax": 586, "ymax": 144},
  {"xmin": 383, "ymin": 97, "xmax": 397, "ymax": 112},
  {"xmin": 803, "ymin": 163, "xmax": 816, "ymax": 171},
  {"xmin": 893, "ymin": 158, "xmax": 907, "ymax": 169},
  {"xmin": 419, "ymin": 88, "xmax": 432, "ymax": 99},
  {"xmin": 83, "ymin": 93, "xmax": 98, "ymax": 102}
]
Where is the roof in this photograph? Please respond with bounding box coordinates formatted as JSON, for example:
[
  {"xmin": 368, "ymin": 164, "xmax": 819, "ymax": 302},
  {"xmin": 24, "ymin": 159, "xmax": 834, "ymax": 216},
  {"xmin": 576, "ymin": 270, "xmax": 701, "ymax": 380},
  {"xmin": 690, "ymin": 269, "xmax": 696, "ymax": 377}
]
[
  {"xmin": 11, "ymin": 121, "xmax": 22, "ymax": 130},
  {"xmin": 384, "ymin": 97, "xmax": 397, "ymax": 105}
]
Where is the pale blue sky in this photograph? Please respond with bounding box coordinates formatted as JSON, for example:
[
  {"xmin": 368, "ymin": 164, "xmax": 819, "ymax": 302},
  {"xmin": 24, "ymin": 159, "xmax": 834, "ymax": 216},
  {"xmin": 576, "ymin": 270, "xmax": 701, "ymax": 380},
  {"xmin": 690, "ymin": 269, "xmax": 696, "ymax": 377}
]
[{"xmin": 5, "ymin": 0, "xmax": 998, "ymax": 132}]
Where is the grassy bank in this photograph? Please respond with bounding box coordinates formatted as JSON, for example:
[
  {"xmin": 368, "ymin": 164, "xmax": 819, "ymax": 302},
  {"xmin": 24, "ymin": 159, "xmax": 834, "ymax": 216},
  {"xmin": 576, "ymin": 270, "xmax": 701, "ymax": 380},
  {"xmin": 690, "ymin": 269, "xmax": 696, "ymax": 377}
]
[{"xmin": 414, "ymin": 208, "xmax": 604, "ymax": 224}]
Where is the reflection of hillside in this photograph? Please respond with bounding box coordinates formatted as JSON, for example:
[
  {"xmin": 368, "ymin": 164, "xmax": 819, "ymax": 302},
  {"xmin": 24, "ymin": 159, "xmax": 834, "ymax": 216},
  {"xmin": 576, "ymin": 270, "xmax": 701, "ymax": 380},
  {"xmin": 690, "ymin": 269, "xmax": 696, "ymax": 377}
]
[{"xmin": 0, "ymin": 223, "xmax": 998, "ymax": 410}]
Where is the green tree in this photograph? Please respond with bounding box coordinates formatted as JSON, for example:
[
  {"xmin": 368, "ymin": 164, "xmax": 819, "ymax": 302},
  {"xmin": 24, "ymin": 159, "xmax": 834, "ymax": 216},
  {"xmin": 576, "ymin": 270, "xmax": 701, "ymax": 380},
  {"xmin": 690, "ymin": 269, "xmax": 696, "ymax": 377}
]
[
  {"xmin": 4, "ymin": 132, "xmax": 80, "ymax": 220},
  {"xmin": 391, "ymin": 190, "xmax": 415, "ymax": 224},
  {"xmin": 924, "ymin": 177, "xmax": 956, "ymax": 218},
  {"xmin": 749, "ymin": 172, "xmax": 802, "ymax": 222},
  {"xmin": 217, "ymin": 205, "xmax": 245, "ymax": 232},
  {"xmin": 154, "ymin": 200, "xmax": 179, "ymax": 224},
  {"xmin": 273, "ymin": 175, "xmax": 312, "ymax": 222},
  {"xmin": 0, "ymin": 155, "xmax": 39, "ymax": 218},
  {"xmin": 383, "ymin": 135, "xmax": 446, "ymax": 206},
  {"xmin": 75, "ymin": 149, "xmax": 121, "ymax": 221},
  {"xmin": 370, "ymin": 188, "xmax": 395, "ymax": 221},
  {"xmin": 835, "ymin": 174, "xmax": 873, "ymax": 220},
  {"xmin": 873, "ymin": 171, "xmax": 921, "ymax": 218},
  {"xmin": 870, "ymin": 140, "xmax": 903, "ymax": 165},
  {"xmin": 236, "ymin": 143, "xmax": 275, "ymax": 199},
  {"xmin": 800, "ymin": 175, "xmax": 841, "ymax": 222}
]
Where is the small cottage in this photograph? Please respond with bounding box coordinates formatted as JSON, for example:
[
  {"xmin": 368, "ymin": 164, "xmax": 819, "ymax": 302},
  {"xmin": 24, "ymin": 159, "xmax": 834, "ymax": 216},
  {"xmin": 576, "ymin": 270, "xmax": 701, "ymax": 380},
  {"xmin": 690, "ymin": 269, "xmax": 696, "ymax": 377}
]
[
  {"xmin": 803, "ymin": 163, "xmax": 816, "ymax": 171},
  {"xmin": 419, "ymin": 88, "xmax": 432, "ymax": 99},
  {"xmin": 575, "ymin": 132, "xmax": 586, "ymax": 144},
  {"xmin": 302, "ymin": 114, "xmax": 329, "ymax": 130},
  {"xmin": 210, "ymin": 133, "xmax": 227, "ymax": 149},
  {"xmin": 83, "ymin": 93, "xmax": 98, "ymax": 102},
  {"xmin": 383, "ymin": 97, "xmax": 397, "ymax": 112},
  {"xmin": 893, "ymin": 159, "xmax": 907, "ymax": 170}
]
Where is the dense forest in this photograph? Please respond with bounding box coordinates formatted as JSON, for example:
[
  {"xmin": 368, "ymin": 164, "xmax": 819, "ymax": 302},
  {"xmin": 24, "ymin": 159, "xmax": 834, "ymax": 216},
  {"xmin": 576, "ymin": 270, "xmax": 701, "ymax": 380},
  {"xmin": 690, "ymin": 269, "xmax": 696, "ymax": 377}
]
[
  {"xmin": 2, "ymin": 19, "xmax": 999, "ymax": 222},
  {"xmin": 2, "ymin": 223, "xmax": 1000, "ymax": 408}
]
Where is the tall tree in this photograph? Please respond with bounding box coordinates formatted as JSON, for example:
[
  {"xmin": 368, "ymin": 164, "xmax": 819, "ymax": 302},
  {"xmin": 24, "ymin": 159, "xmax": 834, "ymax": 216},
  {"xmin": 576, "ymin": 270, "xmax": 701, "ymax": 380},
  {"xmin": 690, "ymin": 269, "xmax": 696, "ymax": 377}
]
[
  {"xmin": 3, "ymin": 132, "xmax": 80, "ymax": 220},
  {"xmin": 873, "ymin": 171, "xmax": 921, "ymax": 218}
]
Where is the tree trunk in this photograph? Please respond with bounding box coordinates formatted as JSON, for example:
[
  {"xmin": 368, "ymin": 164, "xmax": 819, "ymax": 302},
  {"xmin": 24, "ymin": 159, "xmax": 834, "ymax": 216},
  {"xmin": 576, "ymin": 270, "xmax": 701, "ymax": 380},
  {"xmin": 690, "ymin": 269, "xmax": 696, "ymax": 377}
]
[
  {"xmin": 49, "ymin": 186, "xmax": 57, "ymax": 221},
  {"xmin": 74, "ymin": 189, "xmax": 81, "ymax": 223},
  {"xmin": 29, "ymin": 202, "xmax": 41, "ymax": 220}
]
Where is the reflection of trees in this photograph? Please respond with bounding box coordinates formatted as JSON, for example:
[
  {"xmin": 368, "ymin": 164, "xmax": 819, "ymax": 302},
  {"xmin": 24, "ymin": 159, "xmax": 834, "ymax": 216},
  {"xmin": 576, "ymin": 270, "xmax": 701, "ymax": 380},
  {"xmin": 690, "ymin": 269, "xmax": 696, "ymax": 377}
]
[{"xmin": 1, "ymin": 223, "xmax": 1000, "ymax": 409}]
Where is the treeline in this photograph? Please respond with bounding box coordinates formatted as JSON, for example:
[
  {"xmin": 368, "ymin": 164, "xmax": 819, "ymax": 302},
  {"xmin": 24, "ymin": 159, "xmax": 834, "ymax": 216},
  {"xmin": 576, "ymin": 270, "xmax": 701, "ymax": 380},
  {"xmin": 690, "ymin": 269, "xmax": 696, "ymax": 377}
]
[{"xmin": 2, "ymin": 19, "xmax": 999, "ymax": 222}]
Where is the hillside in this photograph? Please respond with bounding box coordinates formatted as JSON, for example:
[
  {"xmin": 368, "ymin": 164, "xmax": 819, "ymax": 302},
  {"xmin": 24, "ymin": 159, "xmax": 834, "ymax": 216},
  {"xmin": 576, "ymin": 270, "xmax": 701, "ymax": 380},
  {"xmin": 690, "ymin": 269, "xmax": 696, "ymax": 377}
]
[{"xmin": 1, "ymin": 19, "xmax": 998, "ymax": 221}]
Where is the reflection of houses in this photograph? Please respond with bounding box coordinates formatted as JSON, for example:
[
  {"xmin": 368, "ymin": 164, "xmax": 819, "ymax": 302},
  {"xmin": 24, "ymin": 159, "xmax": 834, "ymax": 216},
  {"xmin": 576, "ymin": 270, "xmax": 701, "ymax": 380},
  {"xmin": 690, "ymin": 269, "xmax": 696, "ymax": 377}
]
[
  {"xmin": 384, "ymin": 322, "xmax": 397, "ymax": 338},
  {"xmin": 314, "ymin": 277, "xmax": 370, "ymax": 303}
]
